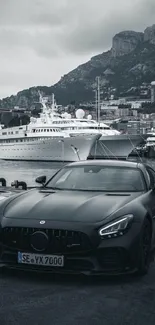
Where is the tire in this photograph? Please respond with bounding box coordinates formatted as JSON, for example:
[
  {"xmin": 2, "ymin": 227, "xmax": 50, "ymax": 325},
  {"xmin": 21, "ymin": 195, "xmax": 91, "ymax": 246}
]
[{"xmin": 137, "ymin": 218, "xmax": 152, "ymax": 276}]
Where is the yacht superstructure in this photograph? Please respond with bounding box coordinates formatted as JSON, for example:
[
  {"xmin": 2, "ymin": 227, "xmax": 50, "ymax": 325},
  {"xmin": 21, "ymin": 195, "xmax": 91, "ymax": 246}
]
[{"xmin": 0, "ymin": 92, "xmax": 120, "ymax": 161}]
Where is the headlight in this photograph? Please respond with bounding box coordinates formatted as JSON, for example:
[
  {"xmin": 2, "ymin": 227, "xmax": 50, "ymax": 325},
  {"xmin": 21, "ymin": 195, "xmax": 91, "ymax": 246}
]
[{"xmin": 99, "ymin": 214, "xmax": 134, "ymax": 239}]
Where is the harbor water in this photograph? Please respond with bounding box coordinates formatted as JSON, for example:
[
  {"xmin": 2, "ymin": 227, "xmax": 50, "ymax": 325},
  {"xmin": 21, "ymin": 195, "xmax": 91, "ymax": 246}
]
[
  {"xmin": 0, "ymin": 158, "xmax": 155, "ymax": 188},
  {"xmin": 0, "ymin": 160, "xmax": 66, "ymax": 187}
]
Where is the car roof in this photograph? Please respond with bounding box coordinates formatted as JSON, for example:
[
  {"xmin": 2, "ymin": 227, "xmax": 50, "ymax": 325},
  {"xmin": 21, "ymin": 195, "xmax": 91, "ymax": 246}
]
[{"xmin": 66, "ymin": 159, "xmax": 144, "ymax": 169}]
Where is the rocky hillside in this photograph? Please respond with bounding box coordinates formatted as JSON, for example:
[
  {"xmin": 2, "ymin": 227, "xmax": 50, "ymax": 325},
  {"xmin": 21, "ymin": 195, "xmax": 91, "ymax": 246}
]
[{"xmin": 1, "ymin": 24, "xmax": 155, "ymax": 108}]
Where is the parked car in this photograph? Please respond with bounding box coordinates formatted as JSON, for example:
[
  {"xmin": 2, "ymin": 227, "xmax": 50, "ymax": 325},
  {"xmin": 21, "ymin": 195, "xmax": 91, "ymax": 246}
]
[{"xmin": 0, "ymin": 160, "xmax": 155, "ymax": 276}]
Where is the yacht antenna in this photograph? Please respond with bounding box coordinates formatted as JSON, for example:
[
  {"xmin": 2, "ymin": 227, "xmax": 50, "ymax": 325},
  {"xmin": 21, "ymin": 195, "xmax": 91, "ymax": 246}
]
[{"xmin": 51, "ymin": 93, "xmax": 58, "ymax": 114}]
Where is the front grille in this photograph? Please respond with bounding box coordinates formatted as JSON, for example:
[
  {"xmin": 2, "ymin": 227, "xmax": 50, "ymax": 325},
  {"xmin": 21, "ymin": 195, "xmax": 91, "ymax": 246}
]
[{"xmin": 2, "ymin": 227, "xmax": 92, "ymax": 254}]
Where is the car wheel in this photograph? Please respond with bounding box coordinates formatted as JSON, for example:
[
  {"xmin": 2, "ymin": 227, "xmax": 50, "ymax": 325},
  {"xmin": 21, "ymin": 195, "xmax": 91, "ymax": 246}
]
[{"xmin": 137, "ymin": 218, "xmax": 152, "ymax": 276}]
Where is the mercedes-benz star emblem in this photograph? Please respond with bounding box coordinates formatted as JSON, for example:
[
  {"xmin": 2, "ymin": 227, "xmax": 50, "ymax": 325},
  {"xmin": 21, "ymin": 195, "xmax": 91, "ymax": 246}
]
[{"xmin": 40, "ymin": 220, "xmax": 45, "ymax": 225}]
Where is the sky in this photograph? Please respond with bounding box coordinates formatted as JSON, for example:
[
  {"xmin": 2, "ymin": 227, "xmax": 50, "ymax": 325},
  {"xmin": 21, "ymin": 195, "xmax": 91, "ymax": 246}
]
[{"xmin": 0, "ymin": 0, "xmax": 155, "ymax": 99}]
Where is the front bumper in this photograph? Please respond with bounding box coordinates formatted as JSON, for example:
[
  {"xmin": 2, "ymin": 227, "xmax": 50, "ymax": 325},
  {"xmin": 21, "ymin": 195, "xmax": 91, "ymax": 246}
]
[{"xmin": 0, "ymin": 224, "xmax": 141, "ymax": 275}]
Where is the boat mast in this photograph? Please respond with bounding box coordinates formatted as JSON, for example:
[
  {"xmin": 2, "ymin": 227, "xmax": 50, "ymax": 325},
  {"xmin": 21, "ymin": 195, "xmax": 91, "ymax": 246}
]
[
  {"xmin": 51, "ymin": 93, "xmax": 55, "ymax": 107},
  {"xmin": 96, "ymin": 76, "xmax": 101, "ymax": 125}
]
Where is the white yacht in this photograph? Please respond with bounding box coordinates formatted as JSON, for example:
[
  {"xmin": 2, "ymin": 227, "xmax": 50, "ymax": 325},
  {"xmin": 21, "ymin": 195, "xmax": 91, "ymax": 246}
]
[
  {"xmin": 143, "ymin": 128, "xmax": 155, "ymax": 150},
  {"xmin": 0, "ymin": 92, "xmax": 121, "ymax": 161},
  {"xmin": 146, "ymin": 137, "xmax": 155, "ymax": 148}
]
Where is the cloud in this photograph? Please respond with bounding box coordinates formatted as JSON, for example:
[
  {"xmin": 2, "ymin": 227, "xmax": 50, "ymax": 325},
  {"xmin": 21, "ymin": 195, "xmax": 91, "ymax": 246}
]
[
  {"xmin": 0, "ymin": 0, "xmax": 67, "ymax": 27},
  {"xmin": 58, "ymin": 0, "xmax": 155, "ymax": 54},
  {"xmin": 0, "ymin": 0, "xmax": 155, "ymax": 98}
]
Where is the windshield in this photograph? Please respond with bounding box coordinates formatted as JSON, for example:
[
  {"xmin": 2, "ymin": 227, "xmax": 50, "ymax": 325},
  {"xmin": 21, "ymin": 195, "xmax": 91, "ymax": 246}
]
[{"xmin": 45, "ymin": 165, "xmax": 145, "ymax": 192}]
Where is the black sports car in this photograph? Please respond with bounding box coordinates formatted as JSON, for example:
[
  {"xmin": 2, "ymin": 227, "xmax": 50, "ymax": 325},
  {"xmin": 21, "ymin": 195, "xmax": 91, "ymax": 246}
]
[{"xmin": 0, "ymin": 160, "xmax": 155, "ymax": 276}]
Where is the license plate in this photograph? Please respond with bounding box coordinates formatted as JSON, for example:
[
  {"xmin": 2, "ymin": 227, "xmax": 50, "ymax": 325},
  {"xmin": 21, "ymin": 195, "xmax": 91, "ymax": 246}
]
[{"xmin": 17, "ymin": 252, "xmax": 64, "ymax": 267}]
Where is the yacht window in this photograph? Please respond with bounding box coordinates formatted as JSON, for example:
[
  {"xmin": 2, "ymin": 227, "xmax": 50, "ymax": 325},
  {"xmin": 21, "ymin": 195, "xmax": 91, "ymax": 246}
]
[
  {"xmin": 47, "ymin": 129, "xmax": 49, "ymax": 132},
  {"xmin": 44, "ymin": 129, "xmax": 46, "ymax": 132}
]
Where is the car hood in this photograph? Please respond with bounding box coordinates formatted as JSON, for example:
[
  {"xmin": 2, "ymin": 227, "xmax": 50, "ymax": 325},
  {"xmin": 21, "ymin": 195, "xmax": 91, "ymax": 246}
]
[{"xmin": 3, "ymin": 189, "xmax": 141, "ymax": 223}]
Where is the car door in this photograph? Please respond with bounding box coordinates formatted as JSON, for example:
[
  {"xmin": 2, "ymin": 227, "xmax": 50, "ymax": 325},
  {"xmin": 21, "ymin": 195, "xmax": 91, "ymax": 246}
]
[{"xmin": 145, "ymin": 165, "xmax": 155, "ymax": 244}]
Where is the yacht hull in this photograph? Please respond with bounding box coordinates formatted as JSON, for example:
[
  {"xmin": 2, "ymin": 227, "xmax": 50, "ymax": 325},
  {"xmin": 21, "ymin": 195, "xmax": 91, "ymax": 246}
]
[
  {"xmin": 90, "ymin": 135, "xmax": 147, "ymax": 159},
  {"xmin": 0, "ymin": 136, "xmax": 99, "ymax": 162},
  {"xmin": 0, "ymin": 134, "xmax": 146, "ymax": 162}
]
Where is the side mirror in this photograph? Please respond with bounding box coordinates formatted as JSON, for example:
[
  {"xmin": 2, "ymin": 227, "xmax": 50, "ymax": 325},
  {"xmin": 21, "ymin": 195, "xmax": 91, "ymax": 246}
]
[{"xmin": 35, "ymin": 175, "xmax": 46, "ymax": 185}]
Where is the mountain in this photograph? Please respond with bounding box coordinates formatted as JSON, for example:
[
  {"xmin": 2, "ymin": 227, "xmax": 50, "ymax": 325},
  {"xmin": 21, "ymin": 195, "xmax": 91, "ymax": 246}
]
[{"xmin": 1, "ymin": 24, "xmax": 155, "ymax": 108}]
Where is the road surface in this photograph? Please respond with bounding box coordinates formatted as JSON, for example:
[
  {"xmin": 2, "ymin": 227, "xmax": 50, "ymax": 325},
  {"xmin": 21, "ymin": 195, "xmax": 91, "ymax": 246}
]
[{"xmin": 0, "ymin": 265, "xmax": 155, "ymax": 325}]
